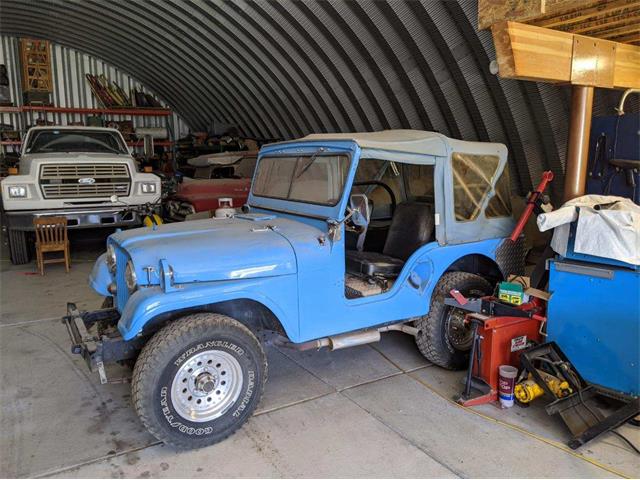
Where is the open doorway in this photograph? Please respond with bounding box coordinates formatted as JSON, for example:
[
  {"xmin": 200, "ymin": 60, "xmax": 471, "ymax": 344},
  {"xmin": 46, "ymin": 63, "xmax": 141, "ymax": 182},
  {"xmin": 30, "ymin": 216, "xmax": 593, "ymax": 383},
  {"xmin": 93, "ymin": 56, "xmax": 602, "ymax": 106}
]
[{"xmin": 344, "ymin": 159, "xmax": 436, "ymax": 299}]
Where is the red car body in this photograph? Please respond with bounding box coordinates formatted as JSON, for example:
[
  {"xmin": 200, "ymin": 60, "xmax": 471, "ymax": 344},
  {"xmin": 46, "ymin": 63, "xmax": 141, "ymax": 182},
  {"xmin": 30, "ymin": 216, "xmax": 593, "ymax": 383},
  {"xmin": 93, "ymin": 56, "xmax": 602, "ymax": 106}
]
[
  {"xmin": 173, "ymin": 177, "xmax": 251, "ymax": 212},
  {"xmin": 166, "ymin": 151, "xmax": 258, "ymax": 220}
]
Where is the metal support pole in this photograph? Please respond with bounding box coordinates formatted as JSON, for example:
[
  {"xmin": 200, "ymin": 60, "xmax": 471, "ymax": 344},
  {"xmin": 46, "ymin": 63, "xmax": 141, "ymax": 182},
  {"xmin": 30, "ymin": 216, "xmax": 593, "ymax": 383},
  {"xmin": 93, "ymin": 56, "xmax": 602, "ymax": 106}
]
[{"xmin": 563, "ymin": 85, "xmax": 594, "ymax": 202}]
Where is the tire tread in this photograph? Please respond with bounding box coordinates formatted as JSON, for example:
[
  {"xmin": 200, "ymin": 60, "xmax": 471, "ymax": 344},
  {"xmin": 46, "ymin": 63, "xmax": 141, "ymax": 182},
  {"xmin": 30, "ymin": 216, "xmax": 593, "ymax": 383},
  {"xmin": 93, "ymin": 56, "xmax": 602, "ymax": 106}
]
[
  {"xmin": 131, "ymin": 313, "xmax": 267, "ymax": 449},
  {"xmin": 415, "ymin": 272, "xmax": 491, "ymax": 370}
]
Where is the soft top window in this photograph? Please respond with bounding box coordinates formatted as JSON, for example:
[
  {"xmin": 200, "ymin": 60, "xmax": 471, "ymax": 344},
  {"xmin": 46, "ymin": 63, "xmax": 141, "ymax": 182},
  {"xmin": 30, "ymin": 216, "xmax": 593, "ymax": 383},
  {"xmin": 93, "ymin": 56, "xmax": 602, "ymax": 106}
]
[
  {"xmin": 452, "ymin": 152, "xmax": 503, "ymax": 222},
  {"xmin": 26, "ymin": 129, "xmax": 128, "ymax": 154},
  {"xmin": 252, "ymin": 154, "xmax": 350, "ymax": 206}
]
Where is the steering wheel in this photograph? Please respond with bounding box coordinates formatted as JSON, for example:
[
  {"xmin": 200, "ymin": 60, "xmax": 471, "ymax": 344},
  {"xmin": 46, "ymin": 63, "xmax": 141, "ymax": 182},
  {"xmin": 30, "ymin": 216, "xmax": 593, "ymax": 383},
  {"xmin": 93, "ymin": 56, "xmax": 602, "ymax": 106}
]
[{"xmin": 352, "ymin": 181, "xmax": 396, "ymax": 218}]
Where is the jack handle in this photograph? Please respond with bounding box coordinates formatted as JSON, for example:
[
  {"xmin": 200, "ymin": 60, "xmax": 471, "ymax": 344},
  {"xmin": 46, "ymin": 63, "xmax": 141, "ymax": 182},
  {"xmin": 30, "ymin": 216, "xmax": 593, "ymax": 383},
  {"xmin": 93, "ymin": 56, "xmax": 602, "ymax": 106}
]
[{"xmin": 509, "ymin": 171, "xmax": 554, "ymax": 242}]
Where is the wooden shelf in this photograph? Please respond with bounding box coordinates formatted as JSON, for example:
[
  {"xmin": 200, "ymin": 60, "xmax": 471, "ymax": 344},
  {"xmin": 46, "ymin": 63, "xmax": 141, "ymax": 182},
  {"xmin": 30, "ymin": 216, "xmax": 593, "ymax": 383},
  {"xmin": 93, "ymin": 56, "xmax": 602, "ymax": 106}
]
[
  {"xmin": 0, "ymin": 106, "xmax": 171, "ymax": 116},
  {"xmin": 0, "ymin": 106, "xmax": 21, "ymax": 113}
]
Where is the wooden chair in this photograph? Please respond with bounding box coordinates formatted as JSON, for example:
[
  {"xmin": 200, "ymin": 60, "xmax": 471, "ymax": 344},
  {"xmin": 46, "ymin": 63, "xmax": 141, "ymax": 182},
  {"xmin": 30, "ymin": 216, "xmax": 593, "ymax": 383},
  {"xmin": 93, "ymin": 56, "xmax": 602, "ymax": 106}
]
[{"xmin": 34, "ymin": 217, "xmax": 71, "ymax": 275}]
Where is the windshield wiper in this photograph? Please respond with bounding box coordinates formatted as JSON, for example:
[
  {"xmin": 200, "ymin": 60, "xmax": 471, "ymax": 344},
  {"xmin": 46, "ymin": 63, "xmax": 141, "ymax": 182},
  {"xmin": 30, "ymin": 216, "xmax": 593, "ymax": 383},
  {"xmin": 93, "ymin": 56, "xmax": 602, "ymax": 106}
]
[{"xmin": 294, "ymin": 147, "xmax": 325, "ymax": 179}]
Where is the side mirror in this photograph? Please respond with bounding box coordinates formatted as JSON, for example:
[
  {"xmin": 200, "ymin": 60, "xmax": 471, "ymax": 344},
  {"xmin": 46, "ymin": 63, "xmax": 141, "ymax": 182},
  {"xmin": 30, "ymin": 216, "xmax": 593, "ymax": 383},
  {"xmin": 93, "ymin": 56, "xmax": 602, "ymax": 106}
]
[
  {"xmin": 128, "ymin": 146, "xmax": 135, "ymax": 155},
  {"xmin": 349, "ymin": 193, "xmax": 371, "ymax": 227},
  {"xmin": 349, "ymin": 193, "xmax": 371, "ymax": 251}
]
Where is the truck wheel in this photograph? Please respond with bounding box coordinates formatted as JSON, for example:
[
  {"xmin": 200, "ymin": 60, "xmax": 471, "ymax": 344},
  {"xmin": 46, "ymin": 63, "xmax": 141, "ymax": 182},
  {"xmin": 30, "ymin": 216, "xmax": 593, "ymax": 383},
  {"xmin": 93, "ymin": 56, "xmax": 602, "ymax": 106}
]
[
  {"xmin": 415, "ymin": 272, "xmax": 492, "ymax": 370},
  {"xmin": 8, "ymin": 228, "xmax": 29, "ymax": 265},
  {"xmin": 132, "ymin": 313, "xmax": 267, "ymax": 449}
]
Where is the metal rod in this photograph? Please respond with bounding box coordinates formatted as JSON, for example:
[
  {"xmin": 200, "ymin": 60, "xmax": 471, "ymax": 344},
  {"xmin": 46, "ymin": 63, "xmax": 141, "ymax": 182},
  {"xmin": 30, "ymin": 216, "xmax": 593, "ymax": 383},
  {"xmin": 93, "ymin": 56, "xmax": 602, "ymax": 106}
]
[
  {"xmin": 615, "ymin": 88, "xmax": 640, "ymax": 116},
  {"xmin": 564, "ymin": 85, "xmax": 594, "ymax": 202},
  {"xmin": 510, "ymin": 171, "xmax": 554, "ymax": 242},
  {"xmin": 464, "ymin": 322, "xmax": 479, "ymax": 399}
]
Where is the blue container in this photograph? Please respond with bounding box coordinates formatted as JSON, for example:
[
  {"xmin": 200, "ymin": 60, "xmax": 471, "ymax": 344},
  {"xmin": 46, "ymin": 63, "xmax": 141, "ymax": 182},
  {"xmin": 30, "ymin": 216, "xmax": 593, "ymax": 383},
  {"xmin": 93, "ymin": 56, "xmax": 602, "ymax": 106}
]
[{"xmin": 547, "ymin": 258, "xmax": 640, "ymax": 396}]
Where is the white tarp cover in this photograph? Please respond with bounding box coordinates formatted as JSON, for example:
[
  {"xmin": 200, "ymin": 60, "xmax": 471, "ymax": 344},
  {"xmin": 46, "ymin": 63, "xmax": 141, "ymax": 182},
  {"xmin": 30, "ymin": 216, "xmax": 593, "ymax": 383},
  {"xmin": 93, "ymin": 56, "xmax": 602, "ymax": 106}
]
[{"xmin": 537, "ymin": 195, "xmax": 640, "ymax": 265}]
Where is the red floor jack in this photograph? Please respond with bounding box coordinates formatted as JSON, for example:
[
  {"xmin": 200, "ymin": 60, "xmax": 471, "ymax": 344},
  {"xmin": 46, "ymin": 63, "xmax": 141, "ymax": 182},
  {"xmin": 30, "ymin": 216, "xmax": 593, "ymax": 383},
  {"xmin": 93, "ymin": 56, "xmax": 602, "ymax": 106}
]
[
  {"xmin": 452, "ymin": 170, "xmax": 554, "ymax": 407},
  {"xmin": 449, "ymin": 292, "xmax": 547, "ymax": 407}
]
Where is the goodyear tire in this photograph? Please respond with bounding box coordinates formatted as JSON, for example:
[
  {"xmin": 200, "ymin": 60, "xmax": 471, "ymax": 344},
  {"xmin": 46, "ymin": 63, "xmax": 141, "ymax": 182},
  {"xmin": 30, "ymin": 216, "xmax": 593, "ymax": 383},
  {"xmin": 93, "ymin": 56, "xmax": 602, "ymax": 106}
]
[
  {"xmin": 132, "ymin": 313, "xmax": 267, "ymax": 449},
  {"xmin": 415, "ymin": 272, "xmax": 492, "ymax": 370}
]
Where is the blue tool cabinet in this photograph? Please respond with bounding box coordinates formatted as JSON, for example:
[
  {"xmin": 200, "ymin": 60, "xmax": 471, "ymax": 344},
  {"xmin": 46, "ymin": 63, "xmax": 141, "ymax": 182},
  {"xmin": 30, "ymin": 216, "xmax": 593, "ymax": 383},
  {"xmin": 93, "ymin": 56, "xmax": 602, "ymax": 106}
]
[{"xmin": 547, "ymin": 258, "xmax": 640, "ymax": 396}]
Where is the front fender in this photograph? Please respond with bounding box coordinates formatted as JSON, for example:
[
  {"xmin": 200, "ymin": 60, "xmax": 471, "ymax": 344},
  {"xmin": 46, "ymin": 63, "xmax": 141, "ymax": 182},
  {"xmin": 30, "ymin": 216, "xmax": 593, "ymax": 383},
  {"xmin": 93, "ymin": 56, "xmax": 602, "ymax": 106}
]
[
  {"xmin": 117, "ymin": 274, "xmax": 299, "ymax": 341},
  {"xmin": 89, "ymin": 253, "xmax": 112, "ymax": 297}
]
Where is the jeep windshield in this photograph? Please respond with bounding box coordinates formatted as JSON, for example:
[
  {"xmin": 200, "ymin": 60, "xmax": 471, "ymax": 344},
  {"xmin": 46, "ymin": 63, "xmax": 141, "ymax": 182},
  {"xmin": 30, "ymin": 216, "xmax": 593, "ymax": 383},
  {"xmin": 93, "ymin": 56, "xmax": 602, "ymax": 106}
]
[
  {"xmin": 25, "ymin": 129, "xmax": 128, "ymax": 155},
  {"xmin": 252, "ymin": 154, "xmax": 350, "ymax": 206}
]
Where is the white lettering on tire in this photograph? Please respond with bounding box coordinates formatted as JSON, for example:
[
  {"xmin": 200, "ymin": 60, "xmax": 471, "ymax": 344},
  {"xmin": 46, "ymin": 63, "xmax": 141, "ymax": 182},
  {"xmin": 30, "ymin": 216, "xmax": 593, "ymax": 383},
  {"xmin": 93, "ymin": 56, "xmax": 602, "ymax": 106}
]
[{"xmin": 174, "ymin": 341, "xmax": 244, "ymax": 367}]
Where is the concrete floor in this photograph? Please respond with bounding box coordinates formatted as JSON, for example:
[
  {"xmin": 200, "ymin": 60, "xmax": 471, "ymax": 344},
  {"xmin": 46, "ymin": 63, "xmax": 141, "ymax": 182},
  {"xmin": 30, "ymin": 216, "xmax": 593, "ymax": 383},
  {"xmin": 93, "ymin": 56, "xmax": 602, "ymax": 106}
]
[{"xmin": 0, "ymin": 233, "xmax": 638, "ymax": 478}]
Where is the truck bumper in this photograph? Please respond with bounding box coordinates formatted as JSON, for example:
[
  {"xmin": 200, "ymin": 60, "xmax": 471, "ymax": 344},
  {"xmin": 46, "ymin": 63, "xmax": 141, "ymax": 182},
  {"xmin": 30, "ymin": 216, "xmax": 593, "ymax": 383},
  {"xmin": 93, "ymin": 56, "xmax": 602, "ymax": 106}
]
[
  {"xmin": 63, "ymin": 303, "xmax": 146, "ymax": 384},
  {"xmin": 4, "ymin": 207, "xmax": 142, "ymax": 231}
]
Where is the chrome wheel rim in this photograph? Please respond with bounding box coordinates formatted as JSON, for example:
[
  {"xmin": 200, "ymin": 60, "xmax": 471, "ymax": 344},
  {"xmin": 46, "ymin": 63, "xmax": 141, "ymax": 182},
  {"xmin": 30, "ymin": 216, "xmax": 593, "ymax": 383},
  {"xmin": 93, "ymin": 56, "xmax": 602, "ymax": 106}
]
[{"xmin": 170, "ymin": 349, "xmax": 243, "ymax": 423}]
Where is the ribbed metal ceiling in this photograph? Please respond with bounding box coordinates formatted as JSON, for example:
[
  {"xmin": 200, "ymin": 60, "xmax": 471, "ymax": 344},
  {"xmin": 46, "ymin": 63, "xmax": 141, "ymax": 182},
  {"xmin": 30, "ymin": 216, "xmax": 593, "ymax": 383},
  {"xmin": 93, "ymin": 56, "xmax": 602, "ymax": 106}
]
[{"xmin": 3, "ymin": 0, "xmax": 623, "ymax": 200}]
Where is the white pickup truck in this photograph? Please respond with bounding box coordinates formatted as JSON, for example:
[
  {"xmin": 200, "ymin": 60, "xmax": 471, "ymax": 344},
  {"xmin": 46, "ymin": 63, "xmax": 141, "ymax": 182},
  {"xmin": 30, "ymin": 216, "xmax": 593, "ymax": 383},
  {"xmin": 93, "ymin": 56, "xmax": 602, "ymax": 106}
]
[{"xmin": 1, "ymin": 126, "xmax": 161, "ymax": 264}]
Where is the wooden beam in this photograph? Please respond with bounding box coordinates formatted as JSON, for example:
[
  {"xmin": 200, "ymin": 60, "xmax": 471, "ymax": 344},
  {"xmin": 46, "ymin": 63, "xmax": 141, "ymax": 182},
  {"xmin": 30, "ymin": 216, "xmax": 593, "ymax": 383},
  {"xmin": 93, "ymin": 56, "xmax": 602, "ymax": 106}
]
[
  {"xmin": 613, "ymin": 33, "xmax": 640, "ymax": 45},
  {"xmin": 532, "ymin": 0, "xmax": 638, "ymax": 28},
  {"xmin": 614, "ymin": 43, "xmax": 640, "ymax": 86},
  {"xmin": 491, "ymin": 21, "xmax": 640, "ymax": 89},
  {"xmin": 479, "ymin": 0, "xmax": 640, "ymax": 44},
  {"xmin": 562, "ymin": 10, "xmax": 640, "ymax": 35},
  {"xmin": 478, "ymin": 0, "xmax": 599, "ymax": 30},
  {"xmin": 491, "ymin": 22, "xmax": 573, "ymax": 83},
  {"xmin": 597, "ymin": 22, "xmax": 640, "ymax": 40}
]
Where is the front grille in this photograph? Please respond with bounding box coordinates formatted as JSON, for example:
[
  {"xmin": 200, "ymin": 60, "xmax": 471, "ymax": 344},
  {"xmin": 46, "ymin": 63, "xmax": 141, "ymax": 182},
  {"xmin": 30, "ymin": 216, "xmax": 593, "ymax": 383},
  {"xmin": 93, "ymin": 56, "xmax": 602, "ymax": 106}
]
[
  {"xmin": 115, "ymin": 247, "xmax": 130, "ymax": 312},
  {"xmin": 39, "ymin": 163, "xmax": 130, "ymax": 199}
]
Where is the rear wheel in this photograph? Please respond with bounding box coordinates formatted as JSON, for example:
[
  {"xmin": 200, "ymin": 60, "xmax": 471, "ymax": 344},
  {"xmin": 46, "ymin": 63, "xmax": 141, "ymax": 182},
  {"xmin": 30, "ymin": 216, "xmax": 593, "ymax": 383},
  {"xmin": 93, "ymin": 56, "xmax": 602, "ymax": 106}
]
[
  {"xmin": 132, "ymin": 313, "xmax": 266, "ymax": 449},
  {"xmin": 8, "ymin": 228, "xmax": 29, "ymax": 265},
  {"xmin": 415, "ymin": 272, "xmax": 492, "ymax": 370}
]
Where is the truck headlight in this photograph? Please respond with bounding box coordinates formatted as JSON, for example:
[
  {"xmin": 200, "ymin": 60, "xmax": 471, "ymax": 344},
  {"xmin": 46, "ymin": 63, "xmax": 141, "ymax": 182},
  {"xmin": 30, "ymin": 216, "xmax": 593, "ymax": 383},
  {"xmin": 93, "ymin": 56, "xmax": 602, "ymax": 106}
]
[
  {"xmin": 141, "ymin": 182, "xmax": 157, "ymax": 194},
  {"xmin": 106, "ymin": 244, "xmax": 117, "ymax": 272},
  {"xmin": 125, "ymin": 260, "xmax": 137, "ymax": 292},
  {"xmin": 8, "ymin": 185, "xmax": 27, "ymax": 198}
]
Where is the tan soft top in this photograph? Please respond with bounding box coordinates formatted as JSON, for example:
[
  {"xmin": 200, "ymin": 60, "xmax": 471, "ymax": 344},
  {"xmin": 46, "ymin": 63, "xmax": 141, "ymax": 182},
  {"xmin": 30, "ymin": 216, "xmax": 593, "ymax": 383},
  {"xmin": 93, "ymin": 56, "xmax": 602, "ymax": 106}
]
[{"xmin": 269, "ymin": 130, "xmax": 506, "ymax": 164}]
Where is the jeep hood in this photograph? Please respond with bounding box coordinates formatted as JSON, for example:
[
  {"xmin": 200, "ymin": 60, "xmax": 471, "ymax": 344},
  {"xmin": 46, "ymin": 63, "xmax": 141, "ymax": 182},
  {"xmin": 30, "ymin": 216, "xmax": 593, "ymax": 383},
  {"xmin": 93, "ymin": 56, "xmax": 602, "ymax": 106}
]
[{"xmin": 110, "ymin": 216, "xmax": 297, "ymax": 284}]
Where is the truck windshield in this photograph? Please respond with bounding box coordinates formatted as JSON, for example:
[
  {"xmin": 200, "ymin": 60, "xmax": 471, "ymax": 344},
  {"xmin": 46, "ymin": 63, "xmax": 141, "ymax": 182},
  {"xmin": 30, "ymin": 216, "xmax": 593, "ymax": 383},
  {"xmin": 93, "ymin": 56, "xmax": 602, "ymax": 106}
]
[
  {"xmin": 25, "ymin": 130, "xmax": 128, "ymax": 154},
  {"xmin": 252, "ymin": 154, "xmax": 350, "ymax": 206}
]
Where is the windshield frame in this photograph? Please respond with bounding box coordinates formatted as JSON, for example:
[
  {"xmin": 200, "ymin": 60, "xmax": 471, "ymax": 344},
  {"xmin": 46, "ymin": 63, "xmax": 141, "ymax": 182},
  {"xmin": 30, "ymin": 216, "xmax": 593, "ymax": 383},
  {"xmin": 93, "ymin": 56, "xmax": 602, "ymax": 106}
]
[
  {"xmin": 250, "ymin": 152, "xmax": 352, "ymax": 208},
  {"xmin": 24, "ymin": 129, "xmax": 129, "ymax": 155}
]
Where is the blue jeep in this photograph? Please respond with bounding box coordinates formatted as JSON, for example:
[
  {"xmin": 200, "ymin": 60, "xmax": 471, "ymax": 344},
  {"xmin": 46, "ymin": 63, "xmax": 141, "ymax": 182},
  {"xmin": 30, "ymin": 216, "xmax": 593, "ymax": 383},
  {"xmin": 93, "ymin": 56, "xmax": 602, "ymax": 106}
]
[{"xmin": 65, "ymin": 130, "xmax": 523, "ymax": 449}]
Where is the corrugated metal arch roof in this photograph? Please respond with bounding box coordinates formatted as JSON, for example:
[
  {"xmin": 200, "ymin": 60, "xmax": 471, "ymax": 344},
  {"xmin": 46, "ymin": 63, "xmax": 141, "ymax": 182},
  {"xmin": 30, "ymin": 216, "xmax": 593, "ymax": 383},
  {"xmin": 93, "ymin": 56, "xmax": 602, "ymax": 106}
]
[{"xmin": 1, "ymin": 0, "xmax": 600, "ymax": 200}]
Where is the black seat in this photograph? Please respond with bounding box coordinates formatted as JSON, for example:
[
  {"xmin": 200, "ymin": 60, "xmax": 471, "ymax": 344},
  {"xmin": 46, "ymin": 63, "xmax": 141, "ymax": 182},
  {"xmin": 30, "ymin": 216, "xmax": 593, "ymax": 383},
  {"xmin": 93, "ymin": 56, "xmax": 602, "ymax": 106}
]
[{"xmin": 346, "ymin": 202, "xmax": 435, "ymax": 277}]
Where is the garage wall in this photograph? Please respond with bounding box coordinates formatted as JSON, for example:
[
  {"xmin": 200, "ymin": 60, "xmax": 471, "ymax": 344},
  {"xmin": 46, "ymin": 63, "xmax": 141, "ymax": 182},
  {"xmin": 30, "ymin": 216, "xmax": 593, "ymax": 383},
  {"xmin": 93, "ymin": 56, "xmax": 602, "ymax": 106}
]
[{"xmin": 0, "ymin": 35, "xmax": 191, "ymax": 138}]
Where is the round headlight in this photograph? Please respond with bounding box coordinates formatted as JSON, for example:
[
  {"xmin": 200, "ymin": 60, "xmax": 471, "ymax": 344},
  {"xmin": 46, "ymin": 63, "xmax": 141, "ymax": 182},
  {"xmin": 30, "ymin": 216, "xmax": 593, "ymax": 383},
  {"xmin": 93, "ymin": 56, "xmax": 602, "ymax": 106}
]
[
  {"xmin": 106, "ymin": 244, "xmax": 116, "ymax": 272},
  {"xmin": 125, "ymin": 260, "xmax": 137, "ymax": 292}
]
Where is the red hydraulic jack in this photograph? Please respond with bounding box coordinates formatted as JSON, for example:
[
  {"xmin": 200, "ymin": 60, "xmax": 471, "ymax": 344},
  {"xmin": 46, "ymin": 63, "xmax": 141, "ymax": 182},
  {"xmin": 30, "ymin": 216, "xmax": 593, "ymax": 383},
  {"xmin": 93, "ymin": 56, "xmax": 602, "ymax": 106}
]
[{"xmin": 453, "ymin": 171, "xmax": 554, "ymax": 406}]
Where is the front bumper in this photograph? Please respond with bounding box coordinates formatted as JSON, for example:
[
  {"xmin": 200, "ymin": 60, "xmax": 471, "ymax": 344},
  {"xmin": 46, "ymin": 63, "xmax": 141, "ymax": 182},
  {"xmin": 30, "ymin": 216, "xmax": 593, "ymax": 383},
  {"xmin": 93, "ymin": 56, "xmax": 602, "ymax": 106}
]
[
  {"xmin": 4, "ymin": 207, "xmax": 142, "ymax": 231},
  {"xmin": 63, "ymin": 303, "xmax": 146, "ymax": 383}
]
